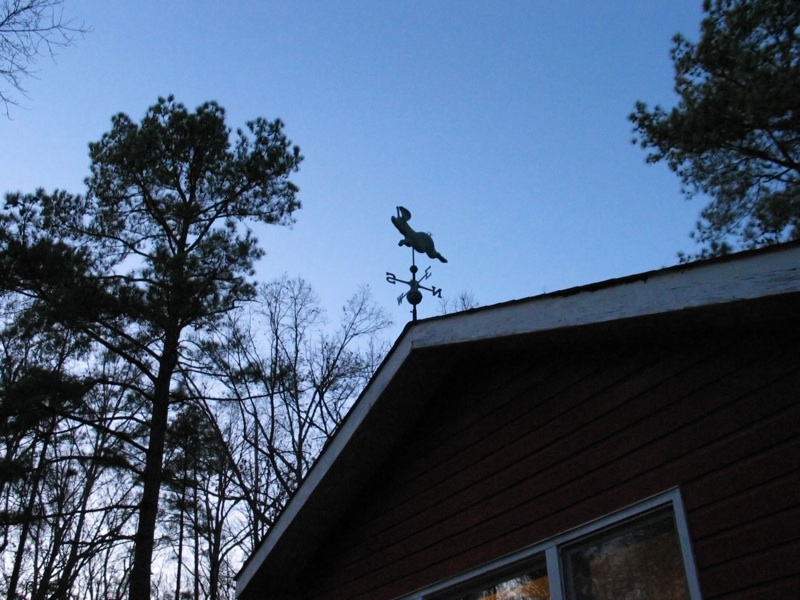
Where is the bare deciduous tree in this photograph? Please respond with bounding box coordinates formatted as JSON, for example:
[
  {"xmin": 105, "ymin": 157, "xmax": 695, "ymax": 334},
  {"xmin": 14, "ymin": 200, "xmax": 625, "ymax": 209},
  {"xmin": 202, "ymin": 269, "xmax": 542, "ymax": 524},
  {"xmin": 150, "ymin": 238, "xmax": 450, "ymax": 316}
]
[
  {"xmin": 0, "ymin": 0, "xmax": 89, "ymax": 115},
  {"xmin": 202, "ymin": 276, "xmax": 391, "ymax": 555},
  {"xmin": 438, "ymin": 290, "xmax": 479, "ymax": 315}
]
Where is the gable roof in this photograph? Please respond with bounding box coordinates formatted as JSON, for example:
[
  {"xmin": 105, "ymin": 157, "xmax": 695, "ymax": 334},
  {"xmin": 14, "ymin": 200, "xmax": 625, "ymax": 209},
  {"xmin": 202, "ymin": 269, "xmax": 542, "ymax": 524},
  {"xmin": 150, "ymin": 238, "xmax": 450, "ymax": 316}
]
[{"xmin": 236, "ymin": 242, "xmax": 800, "ymax": 599}]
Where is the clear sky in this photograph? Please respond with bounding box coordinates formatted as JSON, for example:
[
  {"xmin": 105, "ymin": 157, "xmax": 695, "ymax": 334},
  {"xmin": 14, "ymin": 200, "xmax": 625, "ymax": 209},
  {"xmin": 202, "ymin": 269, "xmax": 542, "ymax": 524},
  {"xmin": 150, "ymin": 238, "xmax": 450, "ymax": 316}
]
[{"xmin": 1, "ymin": 0, "xmax": 708, "ymax": 340}]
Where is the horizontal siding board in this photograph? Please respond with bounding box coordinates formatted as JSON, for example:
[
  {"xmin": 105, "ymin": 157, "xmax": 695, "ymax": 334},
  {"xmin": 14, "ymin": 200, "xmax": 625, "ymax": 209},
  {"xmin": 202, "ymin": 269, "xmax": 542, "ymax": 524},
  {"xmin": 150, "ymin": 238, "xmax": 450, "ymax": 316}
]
[
  {"xmin": 307, "ymin": 348, "xmax": 629, "ymax": 571},
  {"xmin": 694, "ymin": 505, "xmax": 800, "ymax": 567},
  {"xmin": 686, "ymin": 435, "xmax": 800, "ymax": 521},
  {"xmin": 699, "ymin": 538, "xmax": 800, "ymax": 597},
  {"xmin": 326, "ymin": 410, "xmax": 792, "ymax": 596},
  {"xmin": 592, "ymin": 366, "xmax": 800, "ymax": 506},
  {"xmin": 311, "ymin": 349, "xmax": 682, "ymax": 587},
  {"xmin": 342, "ymin": 354, "xmax": 569, "ymax": 526},
  {"xmin": 312, "ymin": 370, "xmax": 792, "ymax": 596},
  {"xmin": 299, "ymin": 331, "xmax": 800, "ymax": 599},
  {"xmin": 330, "ymin": 344, "xmax": 707, "ymax": 566},
  {"xmin": 710, "ymin": 577, "xmax": 800, "ymax": 600},
  {"xmin": 322, "ymin": 340, "xmax": 788, "ymax": 586},
  {"xmin": 472, "ymin": 371, "xmax": 800, "ymax": 577},
  {"xmin": 365, "ymin": 348, "xmax": 627, "ymax": 517},
  {"xmin": 662, "ymin": 391, "xmax": 799, "ymax": 513},
  {"xmin": 689, "ymin": 472, "xmax": 800, "ymax": 542},
  {"xmin": 425, "ymin": 372, "xmax": 799, "ymax": 573}
]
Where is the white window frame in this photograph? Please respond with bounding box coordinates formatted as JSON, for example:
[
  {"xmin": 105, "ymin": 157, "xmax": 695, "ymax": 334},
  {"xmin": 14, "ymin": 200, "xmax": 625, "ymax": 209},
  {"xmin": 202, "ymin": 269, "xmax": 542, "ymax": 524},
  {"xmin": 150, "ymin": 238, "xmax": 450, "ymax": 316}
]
[{"xmin": 396, "ymin": 488, "xmax": 703, "ymax": 600}]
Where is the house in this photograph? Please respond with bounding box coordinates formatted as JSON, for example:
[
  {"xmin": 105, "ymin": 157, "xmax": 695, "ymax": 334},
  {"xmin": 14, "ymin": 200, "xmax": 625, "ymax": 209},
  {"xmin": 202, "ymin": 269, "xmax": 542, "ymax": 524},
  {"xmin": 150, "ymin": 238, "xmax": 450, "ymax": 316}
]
[{"xmin": 236, "ymin": 242, "xmax": 800, "ymax": 599}]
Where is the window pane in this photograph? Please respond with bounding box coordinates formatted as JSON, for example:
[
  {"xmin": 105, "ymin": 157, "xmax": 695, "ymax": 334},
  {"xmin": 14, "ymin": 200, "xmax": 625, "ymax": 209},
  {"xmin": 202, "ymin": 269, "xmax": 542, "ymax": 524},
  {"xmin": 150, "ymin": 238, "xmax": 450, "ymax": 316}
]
[
  {"xmin": 455, "ymin": 568, "xmax": 550, "ymax": 600},
  {"xmin": 563, "ymin": 512, "xmax": 690, "ymax": 600}
]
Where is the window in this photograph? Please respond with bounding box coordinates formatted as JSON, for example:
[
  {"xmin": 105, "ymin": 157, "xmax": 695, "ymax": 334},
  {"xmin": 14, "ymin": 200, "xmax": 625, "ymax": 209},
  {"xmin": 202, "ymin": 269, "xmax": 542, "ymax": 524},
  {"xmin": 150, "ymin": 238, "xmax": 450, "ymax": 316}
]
[
  {"xmin": 561, "ymin": 510, "xmax": 690, "ymax": 600},
  {"xmin": 406, "ymin": 490, "xmax": 701, "ymax": 600},
  {"xmin": 454, "ymin": 566, "xmax": 550, "ymax": 600}
]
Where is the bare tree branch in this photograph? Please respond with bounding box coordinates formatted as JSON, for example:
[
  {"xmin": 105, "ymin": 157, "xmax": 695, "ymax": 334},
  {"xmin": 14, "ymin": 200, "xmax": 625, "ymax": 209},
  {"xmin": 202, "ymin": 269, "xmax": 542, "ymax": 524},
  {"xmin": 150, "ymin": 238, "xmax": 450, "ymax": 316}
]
[{"xmin": 0, "ymin": 0, "xmax": 90, "ymax": 115}]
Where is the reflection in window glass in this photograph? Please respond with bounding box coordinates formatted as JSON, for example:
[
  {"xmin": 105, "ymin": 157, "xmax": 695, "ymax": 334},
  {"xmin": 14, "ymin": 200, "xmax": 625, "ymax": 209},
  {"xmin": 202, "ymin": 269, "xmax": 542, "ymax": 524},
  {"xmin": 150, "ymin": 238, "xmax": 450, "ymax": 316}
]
[
  {"xmin": 563, "ymin": 512, "xmax": 690, "ymax": 600},
  {"xmin": 456, "ymin": 568, "xmax": 550, "ymax": 600}
]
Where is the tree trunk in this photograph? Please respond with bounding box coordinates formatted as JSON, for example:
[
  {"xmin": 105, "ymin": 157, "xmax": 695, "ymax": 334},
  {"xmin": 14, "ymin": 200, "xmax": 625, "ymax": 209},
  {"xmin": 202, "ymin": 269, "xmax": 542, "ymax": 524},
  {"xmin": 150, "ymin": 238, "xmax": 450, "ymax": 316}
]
[
  {"xmin": 174, "ymin": 455, "xmax": 186, "ymax": 600},
  {"xmin": 129, "ymin": 328, "xmax": 180, "ymax": 600},
  {"xmin": 8, "ymin": 421, "xmax": 54, "ymax": 600},
  {"xmin": 207, "ymin": 480, "xmax": 224, "ymax": 600},
  {"xmin": 193, "ymin": 481, "xmax": 200, "ymax": 600},
  {"xmin": 48, "ymin": 459, "xmax": 99, "ymax": 600}
]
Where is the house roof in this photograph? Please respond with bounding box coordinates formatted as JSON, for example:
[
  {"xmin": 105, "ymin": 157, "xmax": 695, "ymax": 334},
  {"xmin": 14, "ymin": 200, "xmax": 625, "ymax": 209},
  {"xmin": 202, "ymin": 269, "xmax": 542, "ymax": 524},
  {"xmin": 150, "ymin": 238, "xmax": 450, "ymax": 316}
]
[{"xmin": 235, "ymin": 242, "xmax": 800, "ymax": 599}]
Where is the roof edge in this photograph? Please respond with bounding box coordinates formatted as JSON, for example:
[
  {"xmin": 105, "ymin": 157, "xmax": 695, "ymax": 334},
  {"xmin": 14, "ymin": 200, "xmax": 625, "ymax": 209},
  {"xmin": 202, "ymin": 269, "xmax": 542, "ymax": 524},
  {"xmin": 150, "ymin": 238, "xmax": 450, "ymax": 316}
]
[{"xmin": 406, "ymin": 241, "xmax": 800, "ymax": 349}]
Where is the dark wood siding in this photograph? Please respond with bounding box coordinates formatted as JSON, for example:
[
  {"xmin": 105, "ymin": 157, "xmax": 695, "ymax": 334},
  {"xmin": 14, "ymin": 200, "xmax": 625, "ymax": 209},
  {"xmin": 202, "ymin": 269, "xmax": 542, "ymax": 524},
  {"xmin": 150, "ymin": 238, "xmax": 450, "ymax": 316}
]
[{"xmin": 294, "ymin": 325, "xmax": 800, "ymax": 599}]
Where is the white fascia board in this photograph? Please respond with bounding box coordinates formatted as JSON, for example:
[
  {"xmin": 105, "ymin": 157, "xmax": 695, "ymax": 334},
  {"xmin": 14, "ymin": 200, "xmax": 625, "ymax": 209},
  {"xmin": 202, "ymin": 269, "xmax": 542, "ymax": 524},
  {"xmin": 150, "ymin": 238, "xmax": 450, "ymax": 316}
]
[
  {"xmin": 236, "ymin": 243, "xmax": 800, "ymax": 595},
  {"xmin": 406, "ymin": 244, "xmax": 800, "ymax": 349}
]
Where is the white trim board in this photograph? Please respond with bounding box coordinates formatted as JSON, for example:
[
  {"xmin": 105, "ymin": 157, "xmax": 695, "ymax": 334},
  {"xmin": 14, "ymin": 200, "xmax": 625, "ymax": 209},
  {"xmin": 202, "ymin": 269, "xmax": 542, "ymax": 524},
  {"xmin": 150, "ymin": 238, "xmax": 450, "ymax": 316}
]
[{"xmin": 406, "ymin": 242, "xmax": 800, "ymax": 349}]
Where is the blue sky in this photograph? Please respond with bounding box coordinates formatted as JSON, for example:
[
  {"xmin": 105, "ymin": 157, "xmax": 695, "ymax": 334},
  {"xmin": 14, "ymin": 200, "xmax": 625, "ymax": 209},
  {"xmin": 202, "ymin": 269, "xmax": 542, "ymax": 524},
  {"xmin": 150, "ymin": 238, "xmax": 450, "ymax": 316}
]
[{"xmin": 1, "ymin": 1, "xmax": 707, "ymax": 339}]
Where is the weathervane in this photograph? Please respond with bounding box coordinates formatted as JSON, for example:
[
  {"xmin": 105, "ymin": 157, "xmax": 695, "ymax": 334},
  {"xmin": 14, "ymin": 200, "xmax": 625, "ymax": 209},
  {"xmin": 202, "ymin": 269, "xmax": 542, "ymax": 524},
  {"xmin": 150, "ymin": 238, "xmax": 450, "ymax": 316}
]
[{"xmin": 386, "ymin": 206, "xmax": 447, "ymax": 321}]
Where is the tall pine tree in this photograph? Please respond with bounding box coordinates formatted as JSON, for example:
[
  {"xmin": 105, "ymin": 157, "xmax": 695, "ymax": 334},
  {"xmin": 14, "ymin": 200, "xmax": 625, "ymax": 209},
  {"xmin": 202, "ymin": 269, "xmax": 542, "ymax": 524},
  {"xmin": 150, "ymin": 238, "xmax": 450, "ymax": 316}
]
[
  {"xmin": 631, "ymin": 0, "xmax": 800, "ymax": 258},
  {"xmin": 0, "ymin": 96, "xmax": 302, "ymax": 599}
]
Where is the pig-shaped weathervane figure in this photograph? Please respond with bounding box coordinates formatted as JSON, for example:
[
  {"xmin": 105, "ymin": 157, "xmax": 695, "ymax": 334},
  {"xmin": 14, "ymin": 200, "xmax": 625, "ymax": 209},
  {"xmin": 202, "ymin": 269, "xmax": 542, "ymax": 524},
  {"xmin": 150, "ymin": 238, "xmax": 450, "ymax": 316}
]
[
  {"xmin": 391, "ymin": 206, "xmax": 447, "ymax": 263},
  {"xmin": 386, "ymin": 206, "xmax": 447, "ymax": 321}
]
